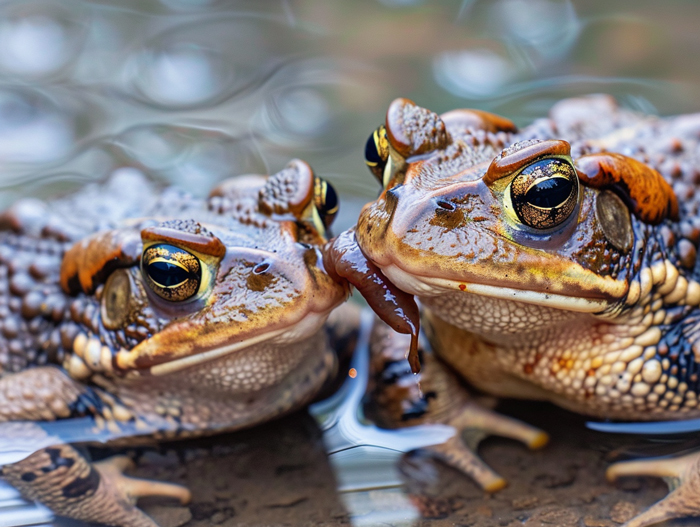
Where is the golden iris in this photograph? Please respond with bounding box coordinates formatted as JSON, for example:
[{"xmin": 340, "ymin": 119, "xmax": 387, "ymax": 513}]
[
  {"xmin": 510, "ymin": 158, "xmax": 578, "ymax": 230},
  {"xmin": 142, "ymin": 244, "xmax": 201, "ymax": 301}
]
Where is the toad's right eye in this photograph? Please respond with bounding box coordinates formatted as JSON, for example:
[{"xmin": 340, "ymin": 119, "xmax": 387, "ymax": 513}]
[
  {"xmin": 509, "ymin": 158, "xmax": 579, "ymax": 230},
  {"xmin": 142, "ymin": 244, "xmax": 201, "ymax": 302}
]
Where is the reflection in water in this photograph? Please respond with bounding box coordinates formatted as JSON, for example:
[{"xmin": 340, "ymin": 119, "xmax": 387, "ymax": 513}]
[
  {"xmin": 133, "ymin": 45, "xmax": 227, "ymax": 106},
  {"xmin": 159, "ymin": 0, "xmax": 218, "ymax": 10},
  {"xmin": 311, "ymin": 311, "xmax": 454, "ymax": 525},
  {"xmin": 123, "ymin": 15, "xmax": 313, "ymax": 110},
  {"xmin": 0, "ymin": 16, "xmax": 68, "ymax": 76},
  {"xmin": 433, "ymin": 49, "xmax": 517, "ymax": 99},
  {"xmin": 0, "ymin": 89, "xmax": 74, "ymax": 164},
  {"xmin": 489, "ymin": 0, "xmax": 580, "ymax": 60},
  {"xmin": 0, "ymin": 2, "xmax": 85, "ymax": 80},
  {"xmin": 434, "ymin": 1, "xmax": 581, "ymax": 99},
  {"xmin": 270, "ymin": 87, "xmax": 330, "ymax": 136},
  {"xmin": 114, "ymin": 124, "xmax": 260, "ymax": 193}
]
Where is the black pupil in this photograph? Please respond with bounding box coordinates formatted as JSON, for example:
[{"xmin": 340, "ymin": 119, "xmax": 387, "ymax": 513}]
[
  {"xmin": 365, "ymin": 132, "xmax": 382, "ymax": 164},
  {"xmin": 525, "ymin": 177, "xmax": 573, "ymax": 208},
  {"xmin": 147, "ymin": 261, "xmax": 191, "ymax": 287}
]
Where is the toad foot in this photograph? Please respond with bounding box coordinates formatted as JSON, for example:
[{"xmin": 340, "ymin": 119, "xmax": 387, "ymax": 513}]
[
  {"xmin": 366, "ymin": 319, "xmax": 548, "ymax": 492},
  {"xmin": 607, "ymin": 450, "xmax": 700, "ymax": 527},
  {"xmin": 425, "ymin": 401, "xmax": 548, "ymax": 492},
  {"xmin": 3, "ymin": 444, "xmax": 190, "ymax": 527}
]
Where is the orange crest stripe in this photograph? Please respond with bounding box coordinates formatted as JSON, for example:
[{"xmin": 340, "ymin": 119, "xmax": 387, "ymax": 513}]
[
  {"xmin": 60, "ymin": 229, "xmax": 141, "ymax": 294},
  {"xmin": 575, "ymin": 153, "xmax": 680, "ymax": 225}
]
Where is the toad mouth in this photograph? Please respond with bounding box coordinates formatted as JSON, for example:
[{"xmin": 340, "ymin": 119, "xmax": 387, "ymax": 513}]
[
  {"xmin": 116, "ymin": 311, "xmax": 329, "ymax": 376},
  {"xmin": 381, "ymin": 263, "xmax": 612, "ymax": 314}
]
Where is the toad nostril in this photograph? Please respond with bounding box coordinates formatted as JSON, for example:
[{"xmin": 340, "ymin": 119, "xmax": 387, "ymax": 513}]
[
  {"xmin": 436, "ymin": 200, "xmax": 456, "ymax": 211},
  {"xmin": 253, "ymin": 262, "xmax": 271, "ymax": 275}
]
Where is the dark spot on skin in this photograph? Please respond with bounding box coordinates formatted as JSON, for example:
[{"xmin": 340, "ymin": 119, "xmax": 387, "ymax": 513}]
[
  {"xmin": 21, "ymin": 472, "xmax": 37, "ymax": 482},
  {"xmin": 67, "ymin": 387, "xmax": 104, "ymax": 418},
  {"xmin": 247, "ymin": 264, "xmax": 274, "ymax": 292},
  {"xmin": 275, "ymin": 463, "xmax": 307, "ymax": 475},
  {"xmin": 429, "ymin": 205, "xmax": 465, "ymax": 230},
  {"xmin": 384, "ymin": 187, "xmax": 400, "ymax": 216},
  {"xmin": 436, "ymin": 200, "xmax": 455, "ymax": 211},
  {"xmin": 301, "ymin": 248, "xmax": 320, "ymax": 286},
  {"xmin": 303, "ymin": 248, "xmax": 318, "ymax": 271},
  {"xmin": 62, "ymin": 467, "xmax": 100, "ymax": 499},
  {"xmin": 42, "ymin": 448, "xmax": 76, "ymax": 472}
]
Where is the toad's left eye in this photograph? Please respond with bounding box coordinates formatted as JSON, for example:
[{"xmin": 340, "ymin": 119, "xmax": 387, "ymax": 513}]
[
  {"xmin": 142, "ymin": 244, "xmax": 201, "ymax": 302},
  {"xmin": 313, "ymin": 177, "xmax": 339, "ymax": 230},
  {"xmin": 510, "ymin": 158, "xmax": 579, "ymax": 230}
]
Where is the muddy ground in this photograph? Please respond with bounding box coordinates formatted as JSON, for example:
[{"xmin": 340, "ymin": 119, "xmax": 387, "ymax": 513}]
[{"xmin": 76, "ymin": 400, "xmax": 697, "ymax": 527}]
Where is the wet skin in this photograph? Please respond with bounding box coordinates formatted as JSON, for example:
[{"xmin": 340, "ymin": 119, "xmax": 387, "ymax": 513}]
[
  {"xmin": 0, "ymin": 155, "xmax": 522, "ymax": 527},
  {"xmin": 0, "ymin": 160, "xmax": 350, "ymax": 527},
  {"xmin": 351, "ymin": 95, "xmax": 694, "ymax": 420},
  {"xmin": 330, "ymin": 95, "xmax": 700, "ymax": 527}
]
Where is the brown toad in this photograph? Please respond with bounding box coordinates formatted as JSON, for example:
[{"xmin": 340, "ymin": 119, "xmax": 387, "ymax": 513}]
[
  {"xmin": 0, "ymin": 160, "xmax": 349, "ymax": 526},
  {"xmin": 332, "ymin": 95, "xmax": 700, "ymax": 527}
]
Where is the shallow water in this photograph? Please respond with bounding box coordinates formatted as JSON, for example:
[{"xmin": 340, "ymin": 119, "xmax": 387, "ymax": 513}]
[
  {"xmin": 1, "ymin": 0, "xmax": 700, "ymax": 229},
  {"xmin": 1, "ymin": 0, "xmax": 700, "ymax": 525}
]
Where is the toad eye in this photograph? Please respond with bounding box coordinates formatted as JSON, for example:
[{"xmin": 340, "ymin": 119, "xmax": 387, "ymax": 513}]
[
  {"xmin": 510, "ymin": 158, "xmax": 579, "ymax": 230},
  {"xmin": 364, "ymin": 125, "xmax": 390, "ymax": 185},
  {"xmin": 313, "ymin": 177, "xmax": 339, "ymax": 230},
  {"xmin": 142, "ymin": 244, "xmax": 201, "ymax": 302}
]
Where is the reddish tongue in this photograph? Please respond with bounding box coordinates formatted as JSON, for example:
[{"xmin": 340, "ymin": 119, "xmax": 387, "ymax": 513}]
[{"xmin": 323, "ymin": 228, "xmax": 421, "ymax": 373}]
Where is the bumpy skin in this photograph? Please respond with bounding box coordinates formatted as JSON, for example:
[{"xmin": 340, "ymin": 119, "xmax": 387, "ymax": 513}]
[
  {"xmin": 0, "ymin": 162, "xmax": 349, "ymax": 526},
  {"xmin": 357, "ymin": 95, "xmax": 700, "ymax": 420},
  {"xmin": 352, "ymin": 95, "xmax": 700, "ymax": 527}
]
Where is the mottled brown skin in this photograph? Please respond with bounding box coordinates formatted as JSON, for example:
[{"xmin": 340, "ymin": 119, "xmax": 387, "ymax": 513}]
[
  {"xmin": 0, "ymin": 161, "xmax": 350, "ymax": 526},
  {"xmin": 356, "ymin": 95, "xmax": 698, "ymax": 419},
  {"xmin": 347, "ymin": 95, "xmax": 700, "ymax": 527}
]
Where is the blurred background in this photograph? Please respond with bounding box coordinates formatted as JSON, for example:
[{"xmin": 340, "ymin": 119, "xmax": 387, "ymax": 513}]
[{"xmin": 1, "ymin": 0, "xmax": 699, "ymax": 232}]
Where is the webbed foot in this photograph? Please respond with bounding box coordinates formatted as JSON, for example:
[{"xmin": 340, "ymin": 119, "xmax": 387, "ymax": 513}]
[
  {"xmin": 607, "ymin": 450, "xmax": 700, "ymax": 527},
  {"xmin": 3, "ymin": 444, "xmax": 190, "ymax": 527},
  {"xmin": 366, "ymin": 319, "xmax": 548, "ymax": 492},
  {"xmin": 424, "ymin": 400, "xmax": 548, "ymax": 492}
]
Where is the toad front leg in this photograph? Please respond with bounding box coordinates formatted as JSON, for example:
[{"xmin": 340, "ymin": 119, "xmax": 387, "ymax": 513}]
[
  {"xmin": 365, "ymin": 320, "xmax": 548, "ymax": 491},
  {"xmin": 0, "ymin": 367, "xmax": 190, "ymax": 527}
]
